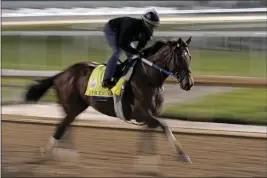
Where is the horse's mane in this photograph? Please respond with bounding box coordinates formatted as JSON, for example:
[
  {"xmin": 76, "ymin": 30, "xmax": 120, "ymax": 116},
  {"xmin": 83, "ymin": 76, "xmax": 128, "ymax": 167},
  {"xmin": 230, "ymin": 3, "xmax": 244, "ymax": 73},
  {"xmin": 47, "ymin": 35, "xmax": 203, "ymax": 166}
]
[{"xmin": 142, "ymin": 39, "xmax": 168, "ymax": 58}]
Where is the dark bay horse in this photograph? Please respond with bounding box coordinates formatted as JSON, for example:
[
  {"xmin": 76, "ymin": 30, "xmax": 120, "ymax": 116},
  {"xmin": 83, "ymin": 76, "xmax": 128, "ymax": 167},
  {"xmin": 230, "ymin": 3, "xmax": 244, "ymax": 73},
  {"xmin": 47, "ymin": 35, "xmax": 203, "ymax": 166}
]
[{"xmin": 25, "ymin": 37, "xmax": 194, "ymax": 163}]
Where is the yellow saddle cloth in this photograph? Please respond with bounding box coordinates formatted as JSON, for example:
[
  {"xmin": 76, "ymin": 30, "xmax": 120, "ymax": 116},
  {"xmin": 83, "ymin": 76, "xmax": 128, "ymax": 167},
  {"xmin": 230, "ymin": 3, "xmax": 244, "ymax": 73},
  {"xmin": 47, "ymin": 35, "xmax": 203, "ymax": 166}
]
[{"xmin": 85, "ymin": 65, "xmax": 125, "ymax": 98}]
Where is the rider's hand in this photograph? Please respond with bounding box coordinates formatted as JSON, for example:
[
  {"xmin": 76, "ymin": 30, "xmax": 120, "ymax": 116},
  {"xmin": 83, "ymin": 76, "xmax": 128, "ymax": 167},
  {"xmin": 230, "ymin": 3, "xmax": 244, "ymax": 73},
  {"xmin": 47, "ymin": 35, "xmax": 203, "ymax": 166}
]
[{"xmin": 138, "ymin": 52, "xmax": 145, "ymax": 59}]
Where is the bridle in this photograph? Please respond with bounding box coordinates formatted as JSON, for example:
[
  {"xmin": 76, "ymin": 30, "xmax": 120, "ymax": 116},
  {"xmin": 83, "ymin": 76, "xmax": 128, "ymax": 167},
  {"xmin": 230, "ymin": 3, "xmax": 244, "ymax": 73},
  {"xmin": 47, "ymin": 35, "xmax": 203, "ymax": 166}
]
[
  {"xmin": 171, "ymin": 44, "xmax": 192, "ymax": 83},
  {"xmin": 140, "ymin": 41, "xmax": 191, "ymax": 84}
]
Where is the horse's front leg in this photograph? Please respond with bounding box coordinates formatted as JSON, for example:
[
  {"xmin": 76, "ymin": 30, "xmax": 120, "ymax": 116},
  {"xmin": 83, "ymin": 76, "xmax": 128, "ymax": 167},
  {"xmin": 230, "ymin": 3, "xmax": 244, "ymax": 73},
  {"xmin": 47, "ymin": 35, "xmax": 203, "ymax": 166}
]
[
  {"xmin": 141, "ymin": 108, "xmax": 192, "ymax": 164},
  {"xmin": 155, "ymin": 118, "xmax": 192, "ymax": 163}
]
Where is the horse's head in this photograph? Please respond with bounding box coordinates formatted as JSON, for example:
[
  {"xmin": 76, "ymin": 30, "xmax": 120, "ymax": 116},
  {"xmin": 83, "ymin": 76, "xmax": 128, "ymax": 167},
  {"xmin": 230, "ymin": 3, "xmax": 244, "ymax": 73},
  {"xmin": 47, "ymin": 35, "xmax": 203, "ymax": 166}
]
[
  {"xmin": 170, "ymin": 37, "xmax": 194, "ymax": 91},
  {"xmin": 151, "ymin": 37, "xmax": 194, "ymax": 91}
]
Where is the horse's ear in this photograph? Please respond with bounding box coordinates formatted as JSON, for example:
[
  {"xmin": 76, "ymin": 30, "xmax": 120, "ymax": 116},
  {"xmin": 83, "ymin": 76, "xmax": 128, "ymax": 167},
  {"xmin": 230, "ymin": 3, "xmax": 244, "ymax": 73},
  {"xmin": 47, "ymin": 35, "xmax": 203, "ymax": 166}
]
[
  {"xmin": 186, "ymin": 36, "xmax": 192, "ymax": 45},
  {"xmin": 177, "ymin": 38, "xmax": 182, "ymax": 45}
]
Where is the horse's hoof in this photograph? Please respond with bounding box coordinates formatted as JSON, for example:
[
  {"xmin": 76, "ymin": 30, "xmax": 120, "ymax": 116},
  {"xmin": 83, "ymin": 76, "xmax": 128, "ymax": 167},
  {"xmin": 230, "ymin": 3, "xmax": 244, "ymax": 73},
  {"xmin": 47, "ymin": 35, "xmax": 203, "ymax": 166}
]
[
  {"xmin": 40, "ymin": 147, "xmax": 53, "ymax": 158},
  {"xmin": 179, "ymin": 153, "xmax": 192, "ymax": 164}
]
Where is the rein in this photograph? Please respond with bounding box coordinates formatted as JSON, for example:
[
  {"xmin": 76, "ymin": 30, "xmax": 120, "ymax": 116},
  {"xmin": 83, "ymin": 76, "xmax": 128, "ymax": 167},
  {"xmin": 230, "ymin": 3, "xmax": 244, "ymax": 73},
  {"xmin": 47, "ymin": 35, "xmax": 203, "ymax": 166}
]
[
  {"xmin": 132, "ymin": 40, "xmax": 186, "ymax": 84},
  {"xmin": 141, "ymin": 58, "xmax": 176, "ymax": 78},
  {"xmin": 139, "ymin": 57, "xmax": 179, "ymax": 82}
]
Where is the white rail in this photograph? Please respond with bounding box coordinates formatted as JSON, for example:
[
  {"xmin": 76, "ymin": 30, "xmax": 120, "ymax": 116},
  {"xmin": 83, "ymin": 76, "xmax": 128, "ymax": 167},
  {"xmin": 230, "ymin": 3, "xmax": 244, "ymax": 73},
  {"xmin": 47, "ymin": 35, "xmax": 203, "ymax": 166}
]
[
  {"xmin": 3, "ymin": 7, "xmax": 267, "ymax": 18},
  {"xmin": 2, "ymin": 31, "xmax": 267, "ymax": 37},
  {"xmin": 2, "ymin": 69, "xmax": 59, "ymax": 78}
]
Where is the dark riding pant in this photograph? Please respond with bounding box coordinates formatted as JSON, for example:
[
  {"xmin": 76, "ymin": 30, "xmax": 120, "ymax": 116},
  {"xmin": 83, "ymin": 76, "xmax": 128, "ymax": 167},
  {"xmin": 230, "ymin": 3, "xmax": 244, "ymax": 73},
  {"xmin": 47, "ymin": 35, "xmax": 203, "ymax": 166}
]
[{"xmin": 103, "ymin": 23, "xmax": 133, "ymax": 81}]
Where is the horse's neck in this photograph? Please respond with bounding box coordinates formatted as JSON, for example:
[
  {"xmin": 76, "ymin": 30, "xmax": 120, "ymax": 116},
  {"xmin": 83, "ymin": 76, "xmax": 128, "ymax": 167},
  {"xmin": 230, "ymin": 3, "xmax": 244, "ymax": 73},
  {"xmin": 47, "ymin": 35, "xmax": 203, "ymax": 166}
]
[
  {"xmin": 134, "ymin": 41, "xmax": 170, "ymax": 87},
  {"xmin": 136, "ymin": 56, "xmax": 168, "ymax": 88},
  {"xmin": 143, "ymin": 40, "xmax": 166, "ymax": 57},
  {"xmin": 145, "ymin": 44, "xmax": 171, "ymax": 86}
]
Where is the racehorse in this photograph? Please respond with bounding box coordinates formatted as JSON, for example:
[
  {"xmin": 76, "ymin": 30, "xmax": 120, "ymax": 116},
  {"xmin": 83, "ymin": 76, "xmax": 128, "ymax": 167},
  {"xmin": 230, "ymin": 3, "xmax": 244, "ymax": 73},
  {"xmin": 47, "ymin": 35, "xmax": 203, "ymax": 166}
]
[{"xmin": 25, "ymin": 37, "xmax": 194, "ymax": 163}]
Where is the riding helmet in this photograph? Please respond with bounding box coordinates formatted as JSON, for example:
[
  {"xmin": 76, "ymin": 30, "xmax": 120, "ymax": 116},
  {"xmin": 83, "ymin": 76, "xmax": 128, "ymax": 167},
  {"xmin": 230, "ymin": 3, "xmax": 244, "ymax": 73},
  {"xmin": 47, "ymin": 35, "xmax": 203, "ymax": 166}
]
[{"xmin": 142, "ymin": 10, "xmax": 160, "ymax": 32}]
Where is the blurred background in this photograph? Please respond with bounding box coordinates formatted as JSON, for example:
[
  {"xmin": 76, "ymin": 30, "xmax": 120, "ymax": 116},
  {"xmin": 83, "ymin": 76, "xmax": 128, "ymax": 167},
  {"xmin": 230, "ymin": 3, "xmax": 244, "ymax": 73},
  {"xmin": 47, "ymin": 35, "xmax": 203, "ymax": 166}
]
[{"xmin": 2, "ymin": 0, "xmax": 267, "ymax": 125}]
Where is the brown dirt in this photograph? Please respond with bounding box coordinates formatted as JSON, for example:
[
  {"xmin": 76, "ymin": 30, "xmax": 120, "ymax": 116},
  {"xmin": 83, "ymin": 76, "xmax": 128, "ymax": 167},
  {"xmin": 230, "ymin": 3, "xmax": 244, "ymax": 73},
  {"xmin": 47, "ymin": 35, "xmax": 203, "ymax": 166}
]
[{"xmin": 2, "ymin": 121, "xmax": 267, "ymax": 177}]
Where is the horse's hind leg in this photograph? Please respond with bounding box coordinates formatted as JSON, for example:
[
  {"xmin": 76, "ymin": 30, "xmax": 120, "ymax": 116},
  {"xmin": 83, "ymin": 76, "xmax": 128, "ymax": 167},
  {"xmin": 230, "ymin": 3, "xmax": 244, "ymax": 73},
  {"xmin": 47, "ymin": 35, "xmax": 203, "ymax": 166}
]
[
  {"xmin": 41, "ymin": 111, "xmax": 87, "ymax": 158},
  {"xmin": 41, "ymin": 93, "xmax": 88, "ymax": 158}
]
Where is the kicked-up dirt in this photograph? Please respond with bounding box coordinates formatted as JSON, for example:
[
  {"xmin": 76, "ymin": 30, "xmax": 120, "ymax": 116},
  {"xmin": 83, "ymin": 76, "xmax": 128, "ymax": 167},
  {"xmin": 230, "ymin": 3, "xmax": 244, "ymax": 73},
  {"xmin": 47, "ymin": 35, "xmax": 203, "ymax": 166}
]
[{"xmin": 2, "ymin": 121, "xmax": 267, "ymax": 177}]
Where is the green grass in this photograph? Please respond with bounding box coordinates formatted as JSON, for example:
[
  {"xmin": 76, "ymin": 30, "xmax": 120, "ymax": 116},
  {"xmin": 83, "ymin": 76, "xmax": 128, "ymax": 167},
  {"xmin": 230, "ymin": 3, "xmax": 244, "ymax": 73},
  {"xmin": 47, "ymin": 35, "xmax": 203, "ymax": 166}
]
[
  {"xmin": 161, "ymin": 88, "xmax": 267, "ymax": 125},
  {"xmin": 1, "ymin": 36, "xmax": 111, "ymax": 70},
  {"xmin": 190, "ymin": 50, "xmax": 266, "ymax": 77},
  {"xmin": 2, "ymin": 36, "xmax": 266, "ymax": 77}
]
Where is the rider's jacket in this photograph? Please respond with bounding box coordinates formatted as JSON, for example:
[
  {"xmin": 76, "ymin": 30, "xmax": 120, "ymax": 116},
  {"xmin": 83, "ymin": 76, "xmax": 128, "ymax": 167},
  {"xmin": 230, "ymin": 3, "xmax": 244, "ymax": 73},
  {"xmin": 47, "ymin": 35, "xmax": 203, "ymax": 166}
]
[{"xmin": 108, "ymin": 17, "xmax": 153, "ymax": 55}]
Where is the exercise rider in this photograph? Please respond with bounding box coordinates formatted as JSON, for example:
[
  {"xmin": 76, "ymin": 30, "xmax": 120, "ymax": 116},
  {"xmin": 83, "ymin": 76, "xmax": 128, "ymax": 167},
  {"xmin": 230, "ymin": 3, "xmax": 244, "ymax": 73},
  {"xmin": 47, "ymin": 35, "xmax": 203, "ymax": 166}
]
[{"xmin": 101, "ymin": 10, "xmax": 160, "ymax": 88}]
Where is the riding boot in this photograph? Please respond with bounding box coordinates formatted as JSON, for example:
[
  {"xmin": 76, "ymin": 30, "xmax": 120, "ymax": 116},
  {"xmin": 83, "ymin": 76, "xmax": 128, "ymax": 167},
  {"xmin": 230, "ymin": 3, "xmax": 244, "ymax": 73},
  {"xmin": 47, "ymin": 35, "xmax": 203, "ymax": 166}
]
[
  {"xmin": 102, "ymin": 50, "xmax": 120, "ymax": 88},
  {"xmin": 102, "ymin": 80, "xmax": 116, "ymax": 88}
]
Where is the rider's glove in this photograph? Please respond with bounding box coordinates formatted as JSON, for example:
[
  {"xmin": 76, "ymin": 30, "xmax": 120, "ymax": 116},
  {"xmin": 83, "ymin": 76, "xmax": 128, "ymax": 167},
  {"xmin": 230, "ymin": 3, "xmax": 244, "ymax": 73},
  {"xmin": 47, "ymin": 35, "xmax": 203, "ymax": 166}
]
[{"xmin": 138, "ymin": 52, "xmax": 145, "ymax": 59}]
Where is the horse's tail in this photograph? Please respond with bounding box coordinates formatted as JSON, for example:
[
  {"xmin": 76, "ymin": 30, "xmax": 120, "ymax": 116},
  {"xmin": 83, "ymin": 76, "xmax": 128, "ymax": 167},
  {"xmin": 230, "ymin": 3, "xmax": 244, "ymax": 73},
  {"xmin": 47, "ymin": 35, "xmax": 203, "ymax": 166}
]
[{"xmin": 25, "ymin": 75, "xmax": 56, "ymax": 102}]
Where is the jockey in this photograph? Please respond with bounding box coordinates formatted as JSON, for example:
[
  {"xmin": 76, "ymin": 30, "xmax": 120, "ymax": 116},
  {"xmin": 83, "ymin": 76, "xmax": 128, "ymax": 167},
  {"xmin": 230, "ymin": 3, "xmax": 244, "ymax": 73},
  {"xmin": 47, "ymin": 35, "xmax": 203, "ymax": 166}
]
[{"xmin": 102, "ymin": 9, "xmax": 160, "ymax": 88}]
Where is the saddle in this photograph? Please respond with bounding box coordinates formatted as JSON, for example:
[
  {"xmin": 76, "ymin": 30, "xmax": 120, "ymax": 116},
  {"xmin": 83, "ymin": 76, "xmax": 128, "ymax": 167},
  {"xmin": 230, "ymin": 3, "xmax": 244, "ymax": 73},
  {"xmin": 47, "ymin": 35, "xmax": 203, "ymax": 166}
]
[{"xmin": 103, "ymin": 58, "xmax": 139, "ymax": 83}]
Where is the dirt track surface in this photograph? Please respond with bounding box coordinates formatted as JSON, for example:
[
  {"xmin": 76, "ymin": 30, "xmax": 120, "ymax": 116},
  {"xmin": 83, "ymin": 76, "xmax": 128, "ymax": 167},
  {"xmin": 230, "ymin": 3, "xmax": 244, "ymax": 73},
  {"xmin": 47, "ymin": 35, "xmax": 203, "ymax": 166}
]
[{"xmin": 2, "ymin": 122, "xmax": 267, "ymax": 177}]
